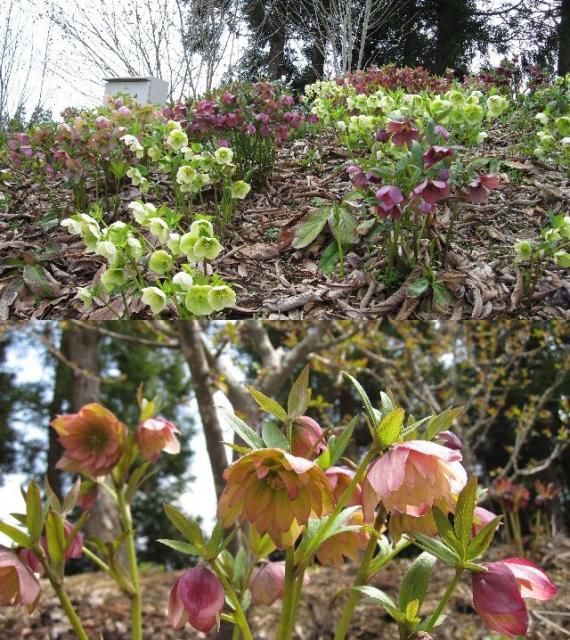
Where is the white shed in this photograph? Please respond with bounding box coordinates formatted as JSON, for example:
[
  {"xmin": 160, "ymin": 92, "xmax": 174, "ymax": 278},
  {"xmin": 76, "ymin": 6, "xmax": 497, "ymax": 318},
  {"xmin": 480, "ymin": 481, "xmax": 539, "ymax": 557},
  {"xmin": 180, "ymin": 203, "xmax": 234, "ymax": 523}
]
[{"xmin": 103, "ymin": 76, "xmax": 170, "ymax": 105}]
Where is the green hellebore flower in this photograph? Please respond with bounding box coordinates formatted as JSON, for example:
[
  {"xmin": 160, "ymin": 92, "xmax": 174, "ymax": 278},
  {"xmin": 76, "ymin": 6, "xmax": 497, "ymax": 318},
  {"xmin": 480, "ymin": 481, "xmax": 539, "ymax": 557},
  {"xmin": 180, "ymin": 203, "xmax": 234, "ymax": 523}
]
[
  {"xmin": 96, "ymin": 240, "xmax": 119, "ymax": 265},
  {"xmin": 208, "ymin": 285, "xmax": 237, "ymax": 311},
  {"xmin": 486, "ymin": 95, "xmax": 508, "ymax": 118},
  {"xmin": 149, "ymin": 250, "xmax": 173, "ymax": 275},
  {"xmin": 463, "ymin": 102, "xmax": 484, "ymax": 124},
  {"xmin": 148, "ymin": 145, "xmax": 162, "ymax": 162},
  {"xmin": 185, "ymin": 285, "xmax": 215, "ymax": 316},
  {"xmin": 75, "ymin": 287, "xmax": 93, "ymax": 311},
  {"xmin": 148, "ymin": 217, "xmax": 170, "ymax": 243},
  {"xmin": 166, "ymin": 129, "xmax": 188, "ymax": 151},
  {"xmin": 167, "ymin": 233, "xmax": 181, "ymax": 255},
  {"xmin": 193, "ymin": 236, "xmax": 223, "ymax": 260},
  {"xmin": 107, "ymin": 221, "xmax": 128, "ymax": 244},
  {"xmin": 179, "ymin": 232, "xmax": 199, "ymax": 259},
  {"xmin": 141, "ymin": 286, "xmax": 168, "ymax": 315},
  {"xmin": 190, "ymin": 219, "xmax": 214, "ymax": 237},
  {"xmin": 554, "ymin": 251, "xmax": 570, "ymax": 268},
  {"xmin": 446, "ymin": 90, "xmax": 465, "ymax": 106},
  {"xmin": 177, "ymin": 165, "xmax": 197, "ymax": 185},
  {"xmin": 231, "ymin": 180, "xmax": 251, "ymax": 199},
  {"xmin": 514, "ymin": 240, "xmax": 533, "ymax": 261},
  {"xmin": 214, "ymin": 147, "xmax": 234, "ymax": 165},
  {"xmin": 555, "ymin": 116, "xmax": 570, "ymax": 136},
  {"xmin": 101, "ymin": 267, "xmax": 127, "ymax": 292},
  {"xmin": 127, "ymin": 237, "xmax": 144, "ymax": 260}
]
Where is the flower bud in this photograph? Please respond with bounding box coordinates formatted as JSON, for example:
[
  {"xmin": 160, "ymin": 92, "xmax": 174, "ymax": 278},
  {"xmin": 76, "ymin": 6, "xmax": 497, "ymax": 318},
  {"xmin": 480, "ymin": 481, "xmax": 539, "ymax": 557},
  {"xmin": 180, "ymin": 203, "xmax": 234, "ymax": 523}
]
[
  {"xmin": 137, "ymin": 417, "xmax": 181, "ymax": 462},
  {"xmin": 0, "ymin": 548, "xmax": 41, "ymax": 611},
  {"xmin": 436, "ymin": 430, "xmax": 463, "ymax": 450},
  {"xmin": 141, "ymin": 287, "xmax": 168, "ymax": 315},
  {"xmin": 169, "ymin": 565, "xmax": 225, "ymax": 632},
  {"xmin": 249, "ymin": 562, "xmax": 286, "ymax": 605},
  {"xmin": 291, "ymin": 416, "xmax": 326, "ymax": 459}
]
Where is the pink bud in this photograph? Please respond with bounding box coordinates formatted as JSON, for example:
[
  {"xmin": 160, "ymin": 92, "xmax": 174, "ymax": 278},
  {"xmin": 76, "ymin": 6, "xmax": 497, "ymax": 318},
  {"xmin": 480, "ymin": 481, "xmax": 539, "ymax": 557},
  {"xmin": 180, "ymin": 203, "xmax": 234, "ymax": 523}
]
[
  {"xmin": 0, "ymin": 548, "xmax": 41, "ymax": 610},
  {"xmin": 471, "ymin": 506, "xmax": 498, "ymax": 536},
  {"xmin": 472, "ymin": 559, "xmax": 558, "ymax": 637},
  {"xmin": 436, "ymin": 430, "xmax": 463, "ymax": 450},
  {"xmin": 137, "ymin": 417, "xmax": 181, "ymax": 462},
  {"xmin": 63, "ymin": 522, "xmax": 84, "ymax": 560},
  {"xmin": 249, "ymin": 561, "xmax": 286, "ymax": 605},
  {"xmin": 168, "ymin": 565, "xmax": 225, "ymax": 632},
  {"xmin": 291, "ymin": 416, "xmax": 326, "ymax": 459}
]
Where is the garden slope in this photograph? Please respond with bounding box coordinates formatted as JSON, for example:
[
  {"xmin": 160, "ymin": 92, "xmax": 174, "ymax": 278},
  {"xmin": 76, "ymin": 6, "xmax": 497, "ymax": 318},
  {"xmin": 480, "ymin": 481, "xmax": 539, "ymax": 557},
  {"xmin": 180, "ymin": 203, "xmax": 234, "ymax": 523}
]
[
  {"xmin": 0, "ymin": 539, "xmax": 567, "ymax": 639},
  {"xmin": 1, "ymin": 125, "xmax": 569, "ymax": 320}
]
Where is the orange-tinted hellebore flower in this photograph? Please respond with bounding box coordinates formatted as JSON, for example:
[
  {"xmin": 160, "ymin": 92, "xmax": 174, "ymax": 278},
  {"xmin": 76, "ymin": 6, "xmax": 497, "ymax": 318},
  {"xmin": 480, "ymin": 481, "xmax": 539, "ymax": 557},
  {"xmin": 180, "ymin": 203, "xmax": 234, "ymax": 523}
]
[
  {"xmin": 316, "ymin": 508, "xmax": 369, "ymax": 567},
  {"xmin": 51, "ymin": 404, "xmax": 127, "ymax": 477},
  {"xmin": 472, "ymin": 558, "xmax": 558, "ymax": 637},
  {"xmin": 0, "ymin": 548, "xmax": 41, "ymax": 611},
  {"xmin": 217, "ymin": 448, "xmax": 333, "ymax": 548},
  {"xmin": 168, "ymin": 565, "xmax": 225, "ymax": 633},
  {"xmin": 137, "ymin": 417, "xmax": 181, "ymax": 462}
]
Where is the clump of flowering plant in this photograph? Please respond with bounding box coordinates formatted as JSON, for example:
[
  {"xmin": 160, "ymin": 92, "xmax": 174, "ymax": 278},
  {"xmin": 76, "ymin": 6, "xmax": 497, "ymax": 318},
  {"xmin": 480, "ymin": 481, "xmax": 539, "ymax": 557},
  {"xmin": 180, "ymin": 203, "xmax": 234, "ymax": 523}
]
[
  {"xmin": 0, "ymin": 393, "xmax": 182, "ymax": 640},
  {"xmin": 0, "ymin": 368, "xmax": 559, "ymax": 640}
]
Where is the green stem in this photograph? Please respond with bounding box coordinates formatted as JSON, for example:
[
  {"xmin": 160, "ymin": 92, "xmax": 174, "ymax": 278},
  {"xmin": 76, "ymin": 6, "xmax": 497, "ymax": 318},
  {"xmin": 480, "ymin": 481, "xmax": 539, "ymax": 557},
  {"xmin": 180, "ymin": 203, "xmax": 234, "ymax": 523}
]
[
  {"xmin": 35, "ymin": 551, "xmax": 89, "ymax": 640},
  {"xmin": 334, "ymin": 508, "xmax": 388, "ymax": 640},
  {"xmin": 276, "ymin": 547, "xmax": 297, "ymax": 640},
  {"xmin": 82, "ymin": 546, "xmax": 111, "ymax": 574},
  {"xmin": 117, "ymin": 490, "xmax": 143, "ymax": 640},
  {"xmin": 211, "ymin": 560, "xmax": 254, "ymax": 640},
  {"xmin": 424, "ymin": 568, "xmax": 463, "ymax": 632}
]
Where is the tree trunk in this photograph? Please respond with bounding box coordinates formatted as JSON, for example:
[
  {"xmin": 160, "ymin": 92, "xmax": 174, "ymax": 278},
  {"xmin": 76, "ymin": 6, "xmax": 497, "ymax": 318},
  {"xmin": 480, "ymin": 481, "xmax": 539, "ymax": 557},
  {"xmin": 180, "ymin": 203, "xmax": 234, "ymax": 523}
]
[
  {"xmin": 47, "ymin": 328, "xmax": 72, "ymax": 500},
  {"xmin": 559, "ymin": 0, "xmax": 570, "ymax": 76},
  {"xmin": 177, "ymin": 321, "xmax": 229, "ymax": 500},
  {"xmin": 268, "ymin": 27, "xmax": 286, "ymax": 80},
  {"xmin": 67, "ymin": 324, "xmax": 122, "ymax": 548}
]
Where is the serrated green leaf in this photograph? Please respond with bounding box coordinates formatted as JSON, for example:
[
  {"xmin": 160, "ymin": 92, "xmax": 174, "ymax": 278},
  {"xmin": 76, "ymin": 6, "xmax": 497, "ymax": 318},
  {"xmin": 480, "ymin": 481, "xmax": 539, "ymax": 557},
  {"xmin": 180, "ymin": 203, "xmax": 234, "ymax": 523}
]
[
  {"xmin": 295, "ymin": 507, "xmax": 361, "ymax": 564},
  {"xmin": 432, "ymin": 507, "xmax": 462, "ymax": 553},
  {"xmin": 247, "ymin": 386, "xmax": 288, "ymax": 422},
  {"xmin": 350, "ymin": 586, "xmax": 403, "ymax": 622},
  {"xmin": 343, "ymin": 372, "xmax": 378, "ymax": 431},
  {"xmin": 467, "ymin": 516, "xmax": 502, "ymax": 560},
  {"xmin": 221, "ymin": 409, "xmax": 265, "ymax": 450},
  {"xmin": 262, "ymin": 421, "xmax": 289, "ymax": 450},
  {"xmin": 408, "ymin": 277, "xmax": 431, "ymax": 298},
  {"xmin": 399, "ymin": 552, "xmax": 436, "ymax": 612},
  {"xmin": 287, "ymin": 364, "xmax": 311, "ymax": 419},
  {"xmin": 292, "ymin": 208, "xmax": 330, "ymax": 249},
  {"xmin": 454, "ymin": 476, "xmax": 478, "ymax": 552},
  {"xmin": 329, "ymin": 416, "xmax": 358, "ymax": 465},
  {"xmin": 157, "ymin": 538, "xmax": 200, "ymax": 556},
  {"xmin": 0, "ymin": 521, "xmax": 32, "ymax": 548},
  {"xmin": 44, "ymin": 478, "xmax": 62, "ymax": 513},
  {"xmin": 375, "ymin": 407, "xmax": 405, "ymax": 448},
  {"xmin": 164, "ymin": 504, "xmax": 205, "ymax": 549},
  {"xmin": 423, "ymin": 407, "xmax": 463, "ymax": 441},
  {"xmin": 318, "ymin": 241, "xmax": 340, "ymax": 273},
  {"xmin": 411, "ymin": 533, "xmax": 460, "ymax": 567}
]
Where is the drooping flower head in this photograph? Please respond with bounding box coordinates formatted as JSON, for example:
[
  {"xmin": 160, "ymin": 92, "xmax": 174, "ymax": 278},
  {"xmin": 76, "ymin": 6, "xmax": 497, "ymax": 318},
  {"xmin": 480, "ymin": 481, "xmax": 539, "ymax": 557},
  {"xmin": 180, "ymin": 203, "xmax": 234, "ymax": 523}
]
[
  {"xmin": 375, "ymin": 185, "xmax": 404, "ymax": 219},
  {"xmin": 471, "ymin": 506, "xmax": 498, "ymax": 536},
  {"xmin": 217, "ymin": 448, "xmax": 333, "ymax": 548},
  {"xmin": 0, "ymin": 548, "xmax": 41, "ymax": 611},
  {"xmin": 325, "ymin": 466, "xmax": 363, "ymax": 508},
  {"xmin": 423, "ymin": 145, "xmax": 454, "ymax": 169},
  {"xmin": 468, "ymin": 173, "xmax": 500, "ymax": 204},
  {"xmin": 51, "ymin": 404, "xmax": 128, "ymax": 477},
  {"xmin": 387, "ymin": 119, "xmax": 421, "ymax": 147},
  {"xmin": 168, "ymin": 565, "xmax": 225, "ymax": 633},
  {"xmin": 364, "ymin": 440, "xmax": 467, "ymax": 520},
  {"xmin": 436, "ymin": 430, "xmax": 463, "ymax": 450},
  {"xmin": 315, "ymin": 508, "xmax": 369, "ymax": 567},
  {"xmin": 291, "ymin": 416, "xmax": 326, "ymax": 459},
  {"xmin": 413, "ymin": 178, "xmax": 450, "ymax": 204},
  {"xmin": 472, "ymin": 558, "xmax": 558, "ymax": 637},
  {"xmin": 137, "ymin": 417, "xmax": 181, "ymax": 462},
  {"xmin": 63, "ymin": 522, "xmax": 84, "ymax": 560}
]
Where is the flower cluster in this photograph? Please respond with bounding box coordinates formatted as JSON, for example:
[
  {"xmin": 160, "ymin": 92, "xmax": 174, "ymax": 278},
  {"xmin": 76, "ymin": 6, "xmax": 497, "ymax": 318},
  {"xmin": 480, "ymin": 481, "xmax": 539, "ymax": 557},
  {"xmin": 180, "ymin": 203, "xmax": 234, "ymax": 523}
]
[
  {"xmin": 514, "ymin": 213, "xmax": 570, "ymax": 270},
  {"xmin": 61, "ymin": 201, "xmax": 236, "ymax": 317}
]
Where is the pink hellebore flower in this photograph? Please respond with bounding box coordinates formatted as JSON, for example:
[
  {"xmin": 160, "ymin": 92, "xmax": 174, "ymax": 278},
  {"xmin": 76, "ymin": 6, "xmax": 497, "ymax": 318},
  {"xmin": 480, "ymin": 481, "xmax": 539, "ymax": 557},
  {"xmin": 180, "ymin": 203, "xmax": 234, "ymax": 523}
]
[
  {"xmin": 413, "ymin": 178, "xmax": 450, "ymax": 204},
  {"xmin": 291, "ymin": 416, "xmax": 326, "ymax": 459},
  {"xmin": 168, "ymin": 565, "xmax": 225, "ymax": 633},
  {"xmin": 346, "ymin": 164, "xmax": 369, "ymax": 188},
  {"xmin": 63, "ymin": 522, "xmax": 84, "ymax": 560},
  {"xmin": 375, "ymin": 185, "xmax": 404, "ymax": 219},
  {"xmin": 364, "ymin": 440, "xmax": 467, "ymax": 519},
  {"xmin": 51, "ymin": 403, "xmax": 128, "ymax": 477},
  {"xmin": 0, "ymin": 548, "xmax": 41, "ymax": 611},
  {"xmin": 387, "ymin": 119, "xmax": 421, "ymax": 147},
  {"xmin": 423, "ymin": 145, "xmax": 454, "ymax": 169},
  {"xmin": 434, "ymin": 124, "xmax": 450, "ymax": 140},
  {"xmin": 468, "ymin": 174, "xmax": 500, "ymax": 204},
  {"xmin": 472, "ymin": 506, "xmax": 498, "ymax": 536},
  {"xmin": 325, "ymin": 466, "xmax": 363, "ymax": 508},
  {"xmin": 472, "ymin": 558, "xmax": 558, "ymax": 637},
  {"xmin": 137, "ymin": 417, "xmax": 181, "ymax": 463},
  {"xmin": 17, "ymin": 549, "xmax": 44, "ymax": 577},
  {"xmin": 436, "ymin": 430, "xmax": 463, "ymax": 450}
]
